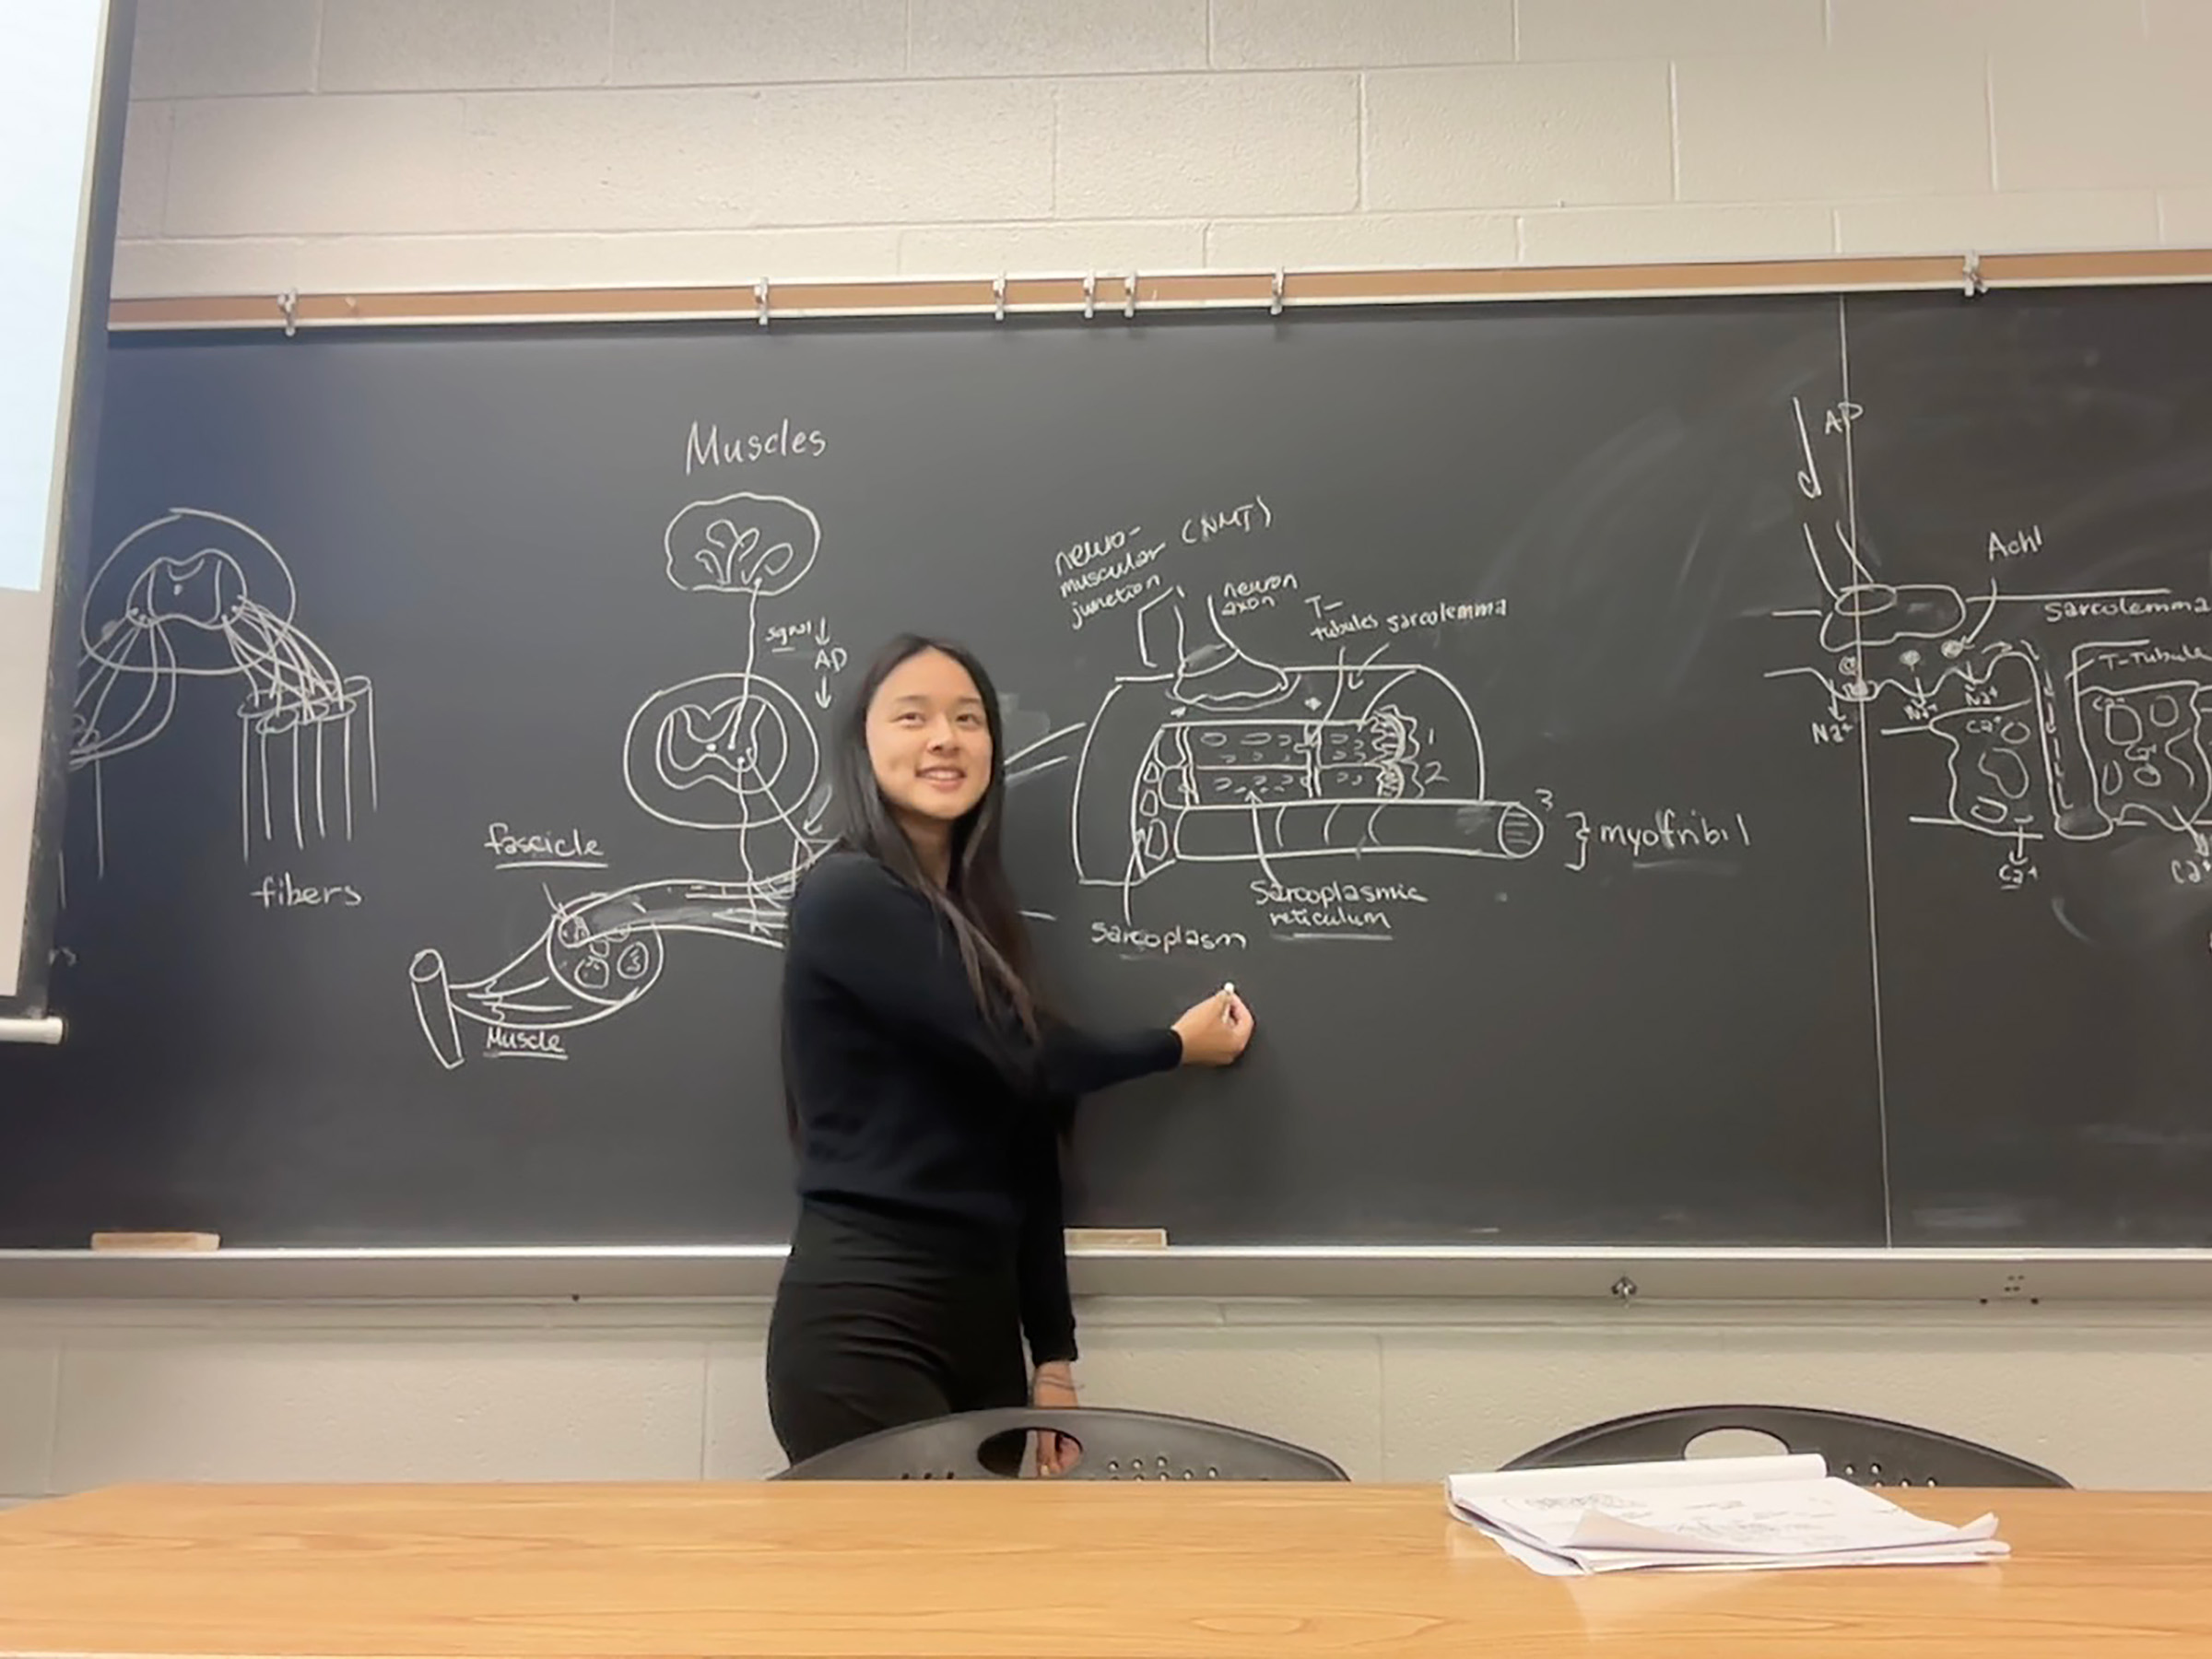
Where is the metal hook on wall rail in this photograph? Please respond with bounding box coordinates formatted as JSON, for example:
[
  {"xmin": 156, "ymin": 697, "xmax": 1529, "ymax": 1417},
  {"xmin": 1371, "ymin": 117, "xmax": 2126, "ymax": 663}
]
[{"xmin": 162, "ymin": 244, "xmax": 2201, "ymax": 339}]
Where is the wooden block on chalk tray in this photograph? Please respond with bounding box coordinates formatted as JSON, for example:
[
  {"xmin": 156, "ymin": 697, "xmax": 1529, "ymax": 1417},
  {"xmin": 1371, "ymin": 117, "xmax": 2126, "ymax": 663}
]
[
  {"xmin": 1063, "ymin": 1228, "xmax": 1169, "ymax": 1251},
  {"xmin": 89, "ymin": 1231, "xmax": 221, "ymax": 1252}
]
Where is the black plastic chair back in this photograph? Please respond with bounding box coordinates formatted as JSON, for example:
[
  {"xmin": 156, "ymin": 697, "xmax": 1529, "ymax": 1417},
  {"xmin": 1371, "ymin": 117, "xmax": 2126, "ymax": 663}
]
[
  {"xmin": 1504, "ymin": 1403, "xmax": 2069, "ymax": 1488},
  {"xmin": 773, "ymin": 1406, "xmax": 1349, "ymax": 1482}
]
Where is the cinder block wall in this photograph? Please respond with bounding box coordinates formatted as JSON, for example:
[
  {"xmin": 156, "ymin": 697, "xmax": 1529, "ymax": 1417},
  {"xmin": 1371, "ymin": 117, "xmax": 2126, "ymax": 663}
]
[
  {"xmin": 112, "ymin": 0, "xmax": 2212, "ymax": 298},
  {"xmin": 9, "ymin": 0, "xmax": 2206, "ymax": 1502}
]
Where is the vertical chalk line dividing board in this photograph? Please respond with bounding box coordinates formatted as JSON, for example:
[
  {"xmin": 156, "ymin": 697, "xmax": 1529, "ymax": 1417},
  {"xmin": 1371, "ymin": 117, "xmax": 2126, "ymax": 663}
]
[{"xmin": 4, "ymin": 250, "xmax": 2212, "ymax": 1301}]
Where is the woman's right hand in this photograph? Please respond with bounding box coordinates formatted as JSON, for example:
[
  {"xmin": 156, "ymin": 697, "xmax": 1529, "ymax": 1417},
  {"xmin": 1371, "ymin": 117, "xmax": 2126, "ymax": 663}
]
[{"xmin": 1172, "ymin": 988, "xmax": 1254, "ymax": 1066}]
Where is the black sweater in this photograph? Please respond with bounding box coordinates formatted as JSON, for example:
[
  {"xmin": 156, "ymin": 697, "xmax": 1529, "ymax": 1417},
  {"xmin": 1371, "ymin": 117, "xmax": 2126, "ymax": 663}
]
[{"xmin": 779, "ymin": 849, "xmax": 1183, "ymax": 1365}]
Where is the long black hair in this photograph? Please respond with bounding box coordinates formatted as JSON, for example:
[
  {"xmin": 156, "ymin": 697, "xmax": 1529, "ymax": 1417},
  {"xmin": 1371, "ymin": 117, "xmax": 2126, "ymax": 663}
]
[
  {"xmin": 782, "ymin": 634, "xmax": 1046, "ymax": 1144},
  {"xmin": 824, "ymin": 632, "xmax": 1043, "ymax": 1037}
]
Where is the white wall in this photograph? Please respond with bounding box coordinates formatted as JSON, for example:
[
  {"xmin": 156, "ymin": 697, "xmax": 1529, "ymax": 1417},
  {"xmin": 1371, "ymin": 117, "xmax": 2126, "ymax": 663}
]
[
  {"xmin": 10, "ymin": 0, "xmax": 2210, "ymax": 1503},
  {"xmin": 112, "ymin": 0, "xmax": 2212, "ymax": 300},
  {"xmin": 2, "ymin": 1297, "xmax": 2209, "ymax": 1499}
]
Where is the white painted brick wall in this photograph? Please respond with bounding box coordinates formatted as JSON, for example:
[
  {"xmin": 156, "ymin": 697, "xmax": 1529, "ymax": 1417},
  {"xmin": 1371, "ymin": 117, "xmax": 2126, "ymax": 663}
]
[
  {"xmin": 323, "ymin": 0, "xmax": 614, "ymax": 92},
  {"xmin": 111, "ymin": 0, "xmax": 2212, "ymax": 297},
  {"xmin": 1366, "ymin": 63, "xmax": 1675, "ymax": 211},
  {"xmin": 609, "ymin": 1, "xmax": 909, "ymax": 87},
  {"xmin": 1061, "ymin": 73, "xmax": 1359, "ymax": 218},
  {"xmin": 909, "ymin": 0, "xmax": 1209, "ymax": 77},
  {"xmin": 1210, "ymin": 1, "xmax": 1514, "ymax": 71},
  {"xmin": 4, "ymin": 1300, "xmax": 2210, "ymax": 1498},
  {"xmin": 43, "ymin": 0, "xmax": 2212, "ymax": 1502}
]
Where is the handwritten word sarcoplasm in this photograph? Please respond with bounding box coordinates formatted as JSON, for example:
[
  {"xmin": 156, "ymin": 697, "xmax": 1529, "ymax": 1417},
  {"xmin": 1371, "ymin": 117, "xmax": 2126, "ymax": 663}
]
[
  {"xmin": 685, "ymin": 419, "xmax": 827, "ymax": 475},
  {"xmin": 1088, "ymin": 921, "xmax": 1247, "ymax": 957}
]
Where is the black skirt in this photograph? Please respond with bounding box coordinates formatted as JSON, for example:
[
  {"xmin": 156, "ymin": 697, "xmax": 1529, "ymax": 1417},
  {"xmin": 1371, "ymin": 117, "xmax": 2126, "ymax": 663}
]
[{"xmin": 764, "ymin": 1198, "xmax": 1030, "ymax": 1468}]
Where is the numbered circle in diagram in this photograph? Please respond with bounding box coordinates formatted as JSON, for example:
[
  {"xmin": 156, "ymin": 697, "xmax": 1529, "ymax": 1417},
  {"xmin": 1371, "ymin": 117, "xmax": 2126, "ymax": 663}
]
[
  {"xmin": 549, "ymin": 904, "xmax": 665, "ymax": 1005},
  {"xmin": 623, "ymin": 671, "xmax": 820, "ymax": 830}
]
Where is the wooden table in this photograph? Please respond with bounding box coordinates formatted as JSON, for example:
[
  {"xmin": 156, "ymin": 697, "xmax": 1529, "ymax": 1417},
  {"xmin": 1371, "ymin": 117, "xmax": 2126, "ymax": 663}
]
[{"xmin": 1, "ymin": 1480, "xmax": 2206, "ymax": 1656}]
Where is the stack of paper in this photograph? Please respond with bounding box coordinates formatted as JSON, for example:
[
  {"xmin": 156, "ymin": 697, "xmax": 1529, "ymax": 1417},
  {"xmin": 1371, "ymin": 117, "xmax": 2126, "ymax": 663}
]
[{"xmin": 1444, "ymin": 1453, "xmax": 2008, "ymax": 1576}]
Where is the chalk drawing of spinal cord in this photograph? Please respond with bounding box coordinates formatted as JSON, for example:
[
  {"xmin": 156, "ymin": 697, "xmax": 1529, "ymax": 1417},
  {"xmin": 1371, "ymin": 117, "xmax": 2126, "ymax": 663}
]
[
  {"xmin": 68, "ymin": 508, "xmax": 376, "ymax": 871},
  {"xmin": 1771, "ymin": 397, "xmax": 2212, "ymax": 864},
  {"xmin": 1072, "ymin": 586, "xmax": 1543, "ymax": 912},
  {"xmin": 409, "ymin": 491, "xmax": 835, "ymax": 1069}
]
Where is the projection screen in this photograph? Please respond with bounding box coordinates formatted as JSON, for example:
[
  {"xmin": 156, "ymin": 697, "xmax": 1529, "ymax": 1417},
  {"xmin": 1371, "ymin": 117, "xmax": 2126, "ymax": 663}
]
[{"xmin": 0, "ymin": 0, "xmax": 134, "ymax": 1035}]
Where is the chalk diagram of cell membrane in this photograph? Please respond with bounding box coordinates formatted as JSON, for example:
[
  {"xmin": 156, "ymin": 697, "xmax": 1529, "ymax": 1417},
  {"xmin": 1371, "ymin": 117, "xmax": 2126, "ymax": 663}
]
[
  {"xmin": 1071, "ymin": 587, "xmax": 1544, "ymax": 916},
  {"xmin": 1769, "ymin": 394, "xmax": 2212, "ymax": 874},
  {"xmin": 409, "ymin": 491, "xmax": 835, "ymax": 1068},
  {"xmin": 66, "ymin": 508, "xmax": 377, "ymax": 874}
]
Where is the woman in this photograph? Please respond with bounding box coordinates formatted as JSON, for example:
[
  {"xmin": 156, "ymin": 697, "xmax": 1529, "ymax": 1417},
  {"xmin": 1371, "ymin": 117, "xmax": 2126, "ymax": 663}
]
[{"xmin": 765, "ymin": 633, "xmax": 1253, "ymax": 1473}]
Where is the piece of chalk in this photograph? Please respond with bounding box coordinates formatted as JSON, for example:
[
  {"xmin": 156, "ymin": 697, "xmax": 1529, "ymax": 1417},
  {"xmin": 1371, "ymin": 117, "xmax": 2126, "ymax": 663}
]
[
  {"xmin": 90, "ymin": 1231, "xmax": 220, "ymax": 1252},
  {"xmin": 1064, "ymin": 1227, "xmax": 1170, "ymax": 1251}
]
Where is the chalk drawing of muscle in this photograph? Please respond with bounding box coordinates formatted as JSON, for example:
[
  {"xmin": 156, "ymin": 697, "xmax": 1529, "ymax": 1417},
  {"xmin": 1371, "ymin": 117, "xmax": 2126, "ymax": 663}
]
[
  {"xmin": 1767, "ymin": 394, "xmax": 2212, "ymax": 857},
  {"xmin": 1071, "ymin": 587, "xmax": 1543, "ymax": 916},
  {"xmin": 410, "ymin": 491, "xmax": 835, "ymax": 1068},
  {"xmin": 68, "ymin": 508, "xmax": 376, "ymax": 873}
]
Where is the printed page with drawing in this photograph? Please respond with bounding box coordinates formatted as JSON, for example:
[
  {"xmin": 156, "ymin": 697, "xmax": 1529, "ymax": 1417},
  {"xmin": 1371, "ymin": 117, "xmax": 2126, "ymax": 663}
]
[{"xmin": 1446, "ymin": 1453, "xmax": 2009, "ymax": 1575}]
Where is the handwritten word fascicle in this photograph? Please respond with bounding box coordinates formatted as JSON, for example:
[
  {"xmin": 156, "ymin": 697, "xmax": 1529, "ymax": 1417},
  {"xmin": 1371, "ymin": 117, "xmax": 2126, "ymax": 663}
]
[{"xmin": 486, "ymin": 823, "xmax": 606, "ymax": 868}]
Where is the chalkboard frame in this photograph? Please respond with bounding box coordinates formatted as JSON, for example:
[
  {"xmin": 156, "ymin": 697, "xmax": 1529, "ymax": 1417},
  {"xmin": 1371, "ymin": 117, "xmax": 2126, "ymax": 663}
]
[
  {"xmin": 5, "ymin": 1244, "xmax": 2212, "ymax": 1302},
  {"xmin": 13, "ymin": 246, "xmax": 2212, "ymax": 1301}
]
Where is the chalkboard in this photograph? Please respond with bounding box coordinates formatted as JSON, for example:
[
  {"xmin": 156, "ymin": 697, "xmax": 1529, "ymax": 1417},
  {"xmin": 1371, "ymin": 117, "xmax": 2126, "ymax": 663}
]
[{"xmin": 5, "ymin": 284, "xmax": 2211, "ymax": 1254}]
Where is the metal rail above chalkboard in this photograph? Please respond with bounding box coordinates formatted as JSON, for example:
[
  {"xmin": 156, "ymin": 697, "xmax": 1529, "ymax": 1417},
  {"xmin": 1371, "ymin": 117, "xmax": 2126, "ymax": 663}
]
[{"xmin": 104, "ymin": 248, "xmax": 2212, "ymax": 335}]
